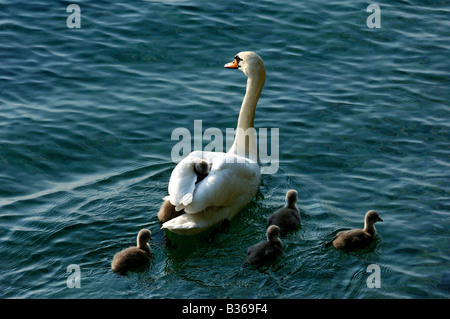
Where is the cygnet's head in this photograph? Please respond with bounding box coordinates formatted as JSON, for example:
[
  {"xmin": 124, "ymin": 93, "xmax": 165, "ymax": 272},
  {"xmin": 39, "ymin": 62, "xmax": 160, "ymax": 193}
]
[
  {"xmin": 224, "ymin": 51, "xmax": 265, "ymax": 79},
  {"xmin": 137, "ymin": 229, "xmax": 151, "ymax": 247},
  {"xmin": 266, "ymin": 225, "xmax": 281, "ymax": 242},
  {"xmin": 193, "ymin": 159, "xmax": 210, "ymax": 176},
  {"xmin": 365, "ymin": 210, "xmax": 383, "ymax": 226},
  {"xmin": 285, "ymin": 189, "xmax": 298, "ymax": 207}
]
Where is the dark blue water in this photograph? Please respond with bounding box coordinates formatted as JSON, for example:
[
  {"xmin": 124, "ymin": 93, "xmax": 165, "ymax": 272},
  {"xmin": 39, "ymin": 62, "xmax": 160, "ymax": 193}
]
[{"xmin": 0, "ymin": 0, "xmax": 449, "ymax": 299}]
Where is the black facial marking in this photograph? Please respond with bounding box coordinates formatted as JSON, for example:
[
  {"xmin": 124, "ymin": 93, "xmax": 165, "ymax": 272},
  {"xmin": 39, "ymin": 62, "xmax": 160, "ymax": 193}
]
[{"xmin": 234, "ymin": 55, "xmax": 242, "ymax": 66}]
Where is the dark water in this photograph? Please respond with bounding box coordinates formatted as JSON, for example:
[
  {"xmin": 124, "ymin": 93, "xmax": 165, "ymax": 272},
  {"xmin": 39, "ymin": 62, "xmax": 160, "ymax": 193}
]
[{"xmin": 0, "ymin": 0, "xmax": 449, "ymax": 299}]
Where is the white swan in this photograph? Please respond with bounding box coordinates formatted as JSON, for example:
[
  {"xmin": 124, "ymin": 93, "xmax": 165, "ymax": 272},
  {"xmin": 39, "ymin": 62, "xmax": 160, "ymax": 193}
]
[{"xmin": 161, "ymin": 51, "xmax": 266, "ymax": 235}]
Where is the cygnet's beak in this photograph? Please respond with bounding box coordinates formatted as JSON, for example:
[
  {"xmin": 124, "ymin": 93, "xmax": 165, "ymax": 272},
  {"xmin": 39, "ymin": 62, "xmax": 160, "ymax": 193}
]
[
  {"xmin": 224, "ymin": 58, "xmax": 239, "ymax": 69},
  {"xmin": 377, "ymin": 217, "xmax": 383, "ymax": 222}
]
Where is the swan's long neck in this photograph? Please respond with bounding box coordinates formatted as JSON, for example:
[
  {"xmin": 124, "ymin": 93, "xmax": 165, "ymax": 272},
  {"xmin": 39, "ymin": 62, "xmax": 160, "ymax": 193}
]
[{"xmin": 228, "ymin": 70, "xmax": 265, "ymax": 161}]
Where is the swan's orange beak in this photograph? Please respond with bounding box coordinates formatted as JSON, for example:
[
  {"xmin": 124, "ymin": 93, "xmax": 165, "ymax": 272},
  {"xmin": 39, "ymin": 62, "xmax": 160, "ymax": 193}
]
[{"xmin": 224, "ymin": 58, "xmax": 239, "ymax": 69}]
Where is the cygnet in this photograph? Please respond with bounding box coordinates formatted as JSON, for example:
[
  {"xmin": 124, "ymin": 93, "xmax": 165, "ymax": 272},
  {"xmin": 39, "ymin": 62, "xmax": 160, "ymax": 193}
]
[
  {"xmin": 267, "ymin": 189, "xmax": 300, "ymax": 236},
  {"xmin": 246, "ymin": 225, "xmax": 283, "ymax": 266},
  {"xmin": 325, "ymin": 210, "xmax": 383, "ymax": 250},
  {"xmin": 193, "ymin": 159, "xmax": 211, "ymax": 184},
  {"xmin": 157, "ymin": 200, "xmax": 185, "ymax": 223},
  {"xmin": 111, "ymin": 229, "xmax": 152, "ymax": 274}
]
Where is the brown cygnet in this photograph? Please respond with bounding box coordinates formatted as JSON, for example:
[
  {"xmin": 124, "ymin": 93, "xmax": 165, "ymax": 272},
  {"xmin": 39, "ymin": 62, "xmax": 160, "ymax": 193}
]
[
  {"xmin": 193, "ymin": 159, "xmax": 211, "ymax": 184},
  {"xmin": 111, "ymin": 229, "xmax": 152, "ymax": 274},
  {"xmin": 267, "ymin": 189, "xmax": 300, "ymax": 236},
  {"xmin": 246, "ymin": 225, "xmax": 283, "ymax": 266},
  {"xmin": 325, "ymin": 210, "xmax": 383, "ymax": 250},
  {"xmin": 157, "ymin": 200, "xmax": 185, "ymax": 223}
]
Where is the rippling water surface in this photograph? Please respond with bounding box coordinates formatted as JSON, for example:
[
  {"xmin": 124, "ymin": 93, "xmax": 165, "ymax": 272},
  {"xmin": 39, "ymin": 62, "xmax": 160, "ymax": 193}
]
[{"xmin": 0, "ymin": 0, "xmax": 449, "ymax": 299}]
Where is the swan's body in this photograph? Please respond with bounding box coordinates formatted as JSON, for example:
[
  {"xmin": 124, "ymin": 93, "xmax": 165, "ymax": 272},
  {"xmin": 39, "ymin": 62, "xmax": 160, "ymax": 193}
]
[
  {"xmin": 247, "ymin": 225, "xmax": 283, "ymax": 266},
  {"xmin": 111, "ymin": 229, "xmax": 152, "ymax": 274},
  {"xmin": 161, "ymin": 52, "xmax": 265, "ymax": 235},
  {"xmin": 325, "ymin": 210, "xmax": 383, "ymax": 250},
  {"xmin": 267, "ymin": 189, "xmax": 300, "ymax": 236}
]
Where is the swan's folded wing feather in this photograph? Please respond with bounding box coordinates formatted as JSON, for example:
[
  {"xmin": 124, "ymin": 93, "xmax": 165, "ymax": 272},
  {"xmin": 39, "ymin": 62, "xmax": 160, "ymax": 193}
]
[
  {"xmin": 162, "ymin": 206, "xmax": 233, "ymax": 235},
  {"xmin": 166, "ymin": 151, "xmax": 260, "ymax": 215},
  {"xmin": 182, "ymin": 153, "xmax": 260, "ymax": 214},
  {"xmin": 167, "ymin": 152, "xmax": 202, "ymax": 210}
]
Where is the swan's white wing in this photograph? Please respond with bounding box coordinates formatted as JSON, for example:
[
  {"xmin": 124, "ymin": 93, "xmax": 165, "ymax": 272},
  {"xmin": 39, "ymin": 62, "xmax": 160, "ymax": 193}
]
[
  {"xmin": 162, "ymin": 206, "xmax": 233, "ymax": 235},
  {"xmin": 166, "ymin": 151, "xmax": 204, "ymax": 211},
  {"xmin": 184, "ymin": 153, "xmax": 260, "ymax": 213},
  {"xmin": 166, "ymin": 151, "xmax": 261, "ymax": 214}
]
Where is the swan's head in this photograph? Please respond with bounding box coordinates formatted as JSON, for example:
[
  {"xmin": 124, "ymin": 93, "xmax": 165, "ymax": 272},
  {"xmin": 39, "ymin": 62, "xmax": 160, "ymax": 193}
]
[{"xmin": 224, "ymin": 51, "xmax": 265, "ymax": 79}]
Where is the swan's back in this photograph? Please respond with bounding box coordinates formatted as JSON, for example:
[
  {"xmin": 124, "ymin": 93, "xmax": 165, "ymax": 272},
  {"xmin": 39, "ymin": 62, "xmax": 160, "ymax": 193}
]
[{"xmin": 167, "ymin": 151, "xmax": 260, "ymax": 213}]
